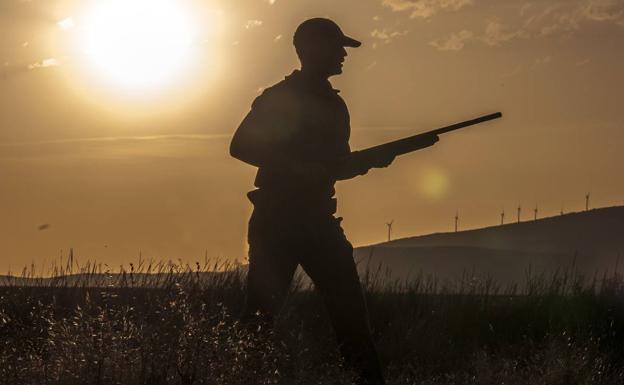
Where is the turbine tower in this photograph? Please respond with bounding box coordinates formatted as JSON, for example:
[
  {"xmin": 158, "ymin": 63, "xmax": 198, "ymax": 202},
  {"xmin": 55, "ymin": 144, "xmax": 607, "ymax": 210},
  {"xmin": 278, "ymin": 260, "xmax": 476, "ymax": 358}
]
[
  {"xmin": 585, "ymin": 193, "xmax": 590, "ymax": 211},
  {"xmin": 500, "ymin": 209, "xmax": 505, "ymax": 225},
  {"xmin": 517, "ymin": 205, "xmax": 521, "ymax": 223},
  {"xmin": 534, "ymin": 205, "xmax": 538, "ymax": 221},
  {"xmin": 454, "ymin": 211, "xmax": 459, "ymax": 232},
  {"xmin": 386, "ymin": 220, "xmax": 394, "ymax": 242}
]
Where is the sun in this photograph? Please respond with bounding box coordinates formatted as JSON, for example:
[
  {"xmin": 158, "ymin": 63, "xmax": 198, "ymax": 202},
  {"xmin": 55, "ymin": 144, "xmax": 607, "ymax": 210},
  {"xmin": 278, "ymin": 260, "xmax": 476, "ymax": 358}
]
[{"xmin": 82, "ymin": 0, "xmax": 194, "ymax": 90}]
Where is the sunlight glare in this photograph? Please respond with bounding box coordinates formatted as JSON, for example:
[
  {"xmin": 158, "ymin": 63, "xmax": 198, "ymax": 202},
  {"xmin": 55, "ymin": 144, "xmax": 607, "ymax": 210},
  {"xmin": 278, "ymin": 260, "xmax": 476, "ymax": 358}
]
[{"xmin": 83, "ymin": 0, "xmax": 194, "ymax": 90}]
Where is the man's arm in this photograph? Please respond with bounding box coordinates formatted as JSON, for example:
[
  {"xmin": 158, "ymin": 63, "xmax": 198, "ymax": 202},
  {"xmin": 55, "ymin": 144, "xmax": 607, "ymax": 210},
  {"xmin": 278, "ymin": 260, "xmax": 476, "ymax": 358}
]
[
  {"xmin": 230, "ymin": 114, "xmax": 263, "ymax": 167},
  {"xmin": 331, "ymin": 150, "xmax": 394, "ymax": 181},
  {"xmin": 232, "ymin": 112, "xmax": 397, "ymax": 181},
  {"xmin": 230, "ymin": 89, "xmax": 299, "ymax": 168},
  {"xmin": 330, "ymin": 134, "xmax": 439, "ymax": 180},
  {"xmin": 230, "ymin": 95, "xmax": 274, "ymax": 167},
  {"xmin": 230, "ymin": 90, "xmax": 333, "ymax": 180}
]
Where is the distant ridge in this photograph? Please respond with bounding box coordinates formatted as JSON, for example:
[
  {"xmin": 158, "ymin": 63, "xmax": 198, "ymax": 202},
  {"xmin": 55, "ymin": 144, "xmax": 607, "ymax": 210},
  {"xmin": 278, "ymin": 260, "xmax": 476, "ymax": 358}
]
[
  {"xmin": 3, "ymin": 207, "xmax": 622, "ymax": 287},
  {"xmin": 355, "ymin": 206, "xmax": 624, "ymax": 283}
]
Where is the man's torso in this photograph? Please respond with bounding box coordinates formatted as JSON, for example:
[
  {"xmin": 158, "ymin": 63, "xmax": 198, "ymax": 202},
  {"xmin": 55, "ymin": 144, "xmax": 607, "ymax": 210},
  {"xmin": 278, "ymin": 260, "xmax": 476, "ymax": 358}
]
[{"xmin": 250, "ymin": 70, "xmax": 352, "ymax": 213}]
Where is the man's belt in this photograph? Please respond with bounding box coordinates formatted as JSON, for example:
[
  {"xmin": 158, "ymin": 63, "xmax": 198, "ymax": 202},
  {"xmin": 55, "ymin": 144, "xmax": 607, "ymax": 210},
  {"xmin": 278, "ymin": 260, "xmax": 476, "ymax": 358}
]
[{"xmin": 247, "ymin": 189, "xmax": 337, "ymax": 215}]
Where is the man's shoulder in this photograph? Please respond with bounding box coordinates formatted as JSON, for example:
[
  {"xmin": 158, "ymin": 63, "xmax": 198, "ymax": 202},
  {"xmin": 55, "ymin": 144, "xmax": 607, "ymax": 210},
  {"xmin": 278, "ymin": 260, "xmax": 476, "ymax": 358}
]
[
  {"xmin": 252, "ymin": 70, "xmax": 347, "ymax": 111},
  {"xmin": 259, "ymin": 79, "xmax": 295, "ymax": 98},
  {"xmin": 252, "ymin": 76, "xmax": 301, "ymax": 110}
]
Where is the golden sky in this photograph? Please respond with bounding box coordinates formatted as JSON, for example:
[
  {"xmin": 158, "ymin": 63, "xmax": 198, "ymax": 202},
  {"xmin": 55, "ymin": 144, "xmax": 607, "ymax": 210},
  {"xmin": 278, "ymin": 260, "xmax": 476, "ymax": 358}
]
[{"xmin": 1, "ymin": 0, "xmax": 623, "ymax": 272}]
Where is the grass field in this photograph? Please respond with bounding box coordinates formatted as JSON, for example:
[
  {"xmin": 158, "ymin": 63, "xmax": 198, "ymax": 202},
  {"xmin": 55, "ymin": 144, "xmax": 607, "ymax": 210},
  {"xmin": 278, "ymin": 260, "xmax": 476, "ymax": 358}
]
[{"xmin": 1, "ymin": 259, "xmax": 624, "ymax": 385}]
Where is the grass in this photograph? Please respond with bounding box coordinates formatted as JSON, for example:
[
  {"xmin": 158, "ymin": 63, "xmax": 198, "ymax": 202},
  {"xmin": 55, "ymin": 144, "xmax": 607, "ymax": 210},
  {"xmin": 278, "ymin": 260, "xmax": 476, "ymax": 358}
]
[{"xmin": 1, "ymin": 257, "xmax": 624, "ymax": 384}]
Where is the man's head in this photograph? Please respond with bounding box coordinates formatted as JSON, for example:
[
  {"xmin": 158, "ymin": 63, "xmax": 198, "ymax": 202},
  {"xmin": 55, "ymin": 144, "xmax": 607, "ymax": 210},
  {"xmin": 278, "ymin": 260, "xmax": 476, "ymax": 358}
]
[{"xmin": 293, "ymin": 18, "xmax": 361, "ymax": 78}]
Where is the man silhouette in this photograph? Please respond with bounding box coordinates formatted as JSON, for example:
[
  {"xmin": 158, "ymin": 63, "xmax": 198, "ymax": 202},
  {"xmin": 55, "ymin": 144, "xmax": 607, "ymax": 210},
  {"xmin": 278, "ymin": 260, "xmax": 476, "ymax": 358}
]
[{"xmin": 230, "ymin": 18, "xmax": 437, "ymax": 385}]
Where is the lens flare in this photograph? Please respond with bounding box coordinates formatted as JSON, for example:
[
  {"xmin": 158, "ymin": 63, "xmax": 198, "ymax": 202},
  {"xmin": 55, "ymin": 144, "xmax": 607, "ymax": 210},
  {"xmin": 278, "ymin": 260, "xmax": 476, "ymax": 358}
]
[{"xmin": 417, "ymin": 167, "xmax": 450, "ymax": 200}]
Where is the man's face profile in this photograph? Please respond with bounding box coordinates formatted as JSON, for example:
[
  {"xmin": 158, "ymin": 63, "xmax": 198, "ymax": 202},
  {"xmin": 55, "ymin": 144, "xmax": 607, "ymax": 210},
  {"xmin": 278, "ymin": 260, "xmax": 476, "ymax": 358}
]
[
  {"xmin": 328, "ymin": 44, "xmax": 348, "ymax": 76},
  {"xmin": 298, "ymin": 42, "xmax": 349, "ymax": 77}
]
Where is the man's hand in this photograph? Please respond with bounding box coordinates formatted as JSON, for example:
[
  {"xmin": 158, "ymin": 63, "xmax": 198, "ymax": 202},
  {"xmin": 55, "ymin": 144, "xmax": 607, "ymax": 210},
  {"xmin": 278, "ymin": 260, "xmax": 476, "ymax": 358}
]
[
  {"xmin": 368, "ymin": 134, "xmax": 439, "ymax": 169},
  {"xmin": 369, "ymin": 152, "xmax": 396, "ymax": 168},
  {"xmin": 421, "ymin": 133, "xmax": 440, "ymax": 148}
]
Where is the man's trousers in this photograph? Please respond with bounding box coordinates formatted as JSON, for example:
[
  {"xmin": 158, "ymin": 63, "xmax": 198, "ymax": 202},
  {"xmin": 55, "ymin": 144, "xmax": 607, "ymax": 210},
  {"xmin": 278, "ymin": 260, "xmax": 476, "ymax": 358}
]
[{"xmin": 241, "ymin": 205, "xmax": 385, "ymax": 385}]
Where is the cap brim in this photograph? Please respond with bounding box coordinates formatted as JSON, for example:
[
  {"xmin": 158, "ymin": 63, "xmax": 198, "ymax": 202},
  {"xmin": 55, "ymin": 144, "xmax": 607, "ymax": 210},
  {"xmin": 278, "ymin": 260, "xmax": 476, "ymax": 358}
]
[{"xmin": 342, "ymin": 35, "xmax": 361, "ymax": 48}]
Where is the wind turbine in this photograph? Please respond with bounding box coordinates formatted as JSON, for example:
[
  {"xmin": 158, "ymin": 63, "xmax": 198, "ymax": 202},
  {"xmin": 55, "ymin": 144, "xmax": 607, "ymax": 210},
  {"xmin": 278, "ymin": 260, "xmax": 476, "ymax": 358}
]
[
  {"xmin": 386, "ymin": 220, "xmax": 394, "ymax": 242},
  {"xmin": 500, "ymin": 209, "xmax": 505, "ymax": 225},
  {"xmin": 517, "ymin": 205, "xmax": 522, "ymax": 223},
  {"xmin": 454, "ymin": 211, "xmax": 459, "ymax": 232},
  {"xmin": 585, "ymin": 193, "xmax": 590, "ymax": 211}
]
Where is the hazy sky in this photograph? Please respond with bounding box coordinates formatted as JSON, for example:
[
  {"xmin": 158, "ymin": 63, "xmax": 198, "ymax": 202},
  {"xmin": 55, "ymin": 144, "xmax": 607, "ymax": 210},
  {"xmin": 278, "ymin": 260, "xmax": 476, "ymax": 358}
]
[{"xmin": 1, "ymin": 0, "xmax": 623, "ymax": 272}]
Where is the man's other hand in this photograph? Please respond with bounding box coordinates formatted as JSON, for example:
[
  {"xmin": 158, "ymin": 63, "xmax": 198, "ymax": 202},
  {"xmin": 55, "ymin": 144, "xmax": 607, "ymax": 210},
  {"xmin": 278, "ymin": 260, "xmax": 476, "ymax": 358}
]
[
  {"xmin": 368, "ymin": 134, "xmax": 438, "ymax": 169},
  {"xmin": 422, "ymin": 134, "xmax": 440, "ymax": 148}
]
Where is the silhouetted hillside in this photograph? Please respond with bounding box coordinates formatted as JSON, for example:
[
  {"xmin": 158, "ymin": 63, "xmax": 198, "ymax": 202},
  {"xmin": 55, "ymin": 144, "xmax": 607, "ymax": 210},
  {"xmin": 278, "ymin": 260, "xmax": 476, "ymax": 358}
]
[{"xmin": 355, "ymin": 206, "xmax": 624, "ymax": 284}]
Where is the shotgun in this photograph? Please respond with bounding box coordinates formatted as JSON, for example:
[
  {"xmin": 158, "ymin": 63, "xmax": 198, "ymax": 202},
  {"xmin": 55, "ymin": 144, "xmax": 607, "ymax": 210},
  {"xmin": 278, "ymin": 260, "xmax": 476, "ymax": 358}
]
[{"xmin": 358, "ymin": 112, "xmax": 502, "ymax": 159}]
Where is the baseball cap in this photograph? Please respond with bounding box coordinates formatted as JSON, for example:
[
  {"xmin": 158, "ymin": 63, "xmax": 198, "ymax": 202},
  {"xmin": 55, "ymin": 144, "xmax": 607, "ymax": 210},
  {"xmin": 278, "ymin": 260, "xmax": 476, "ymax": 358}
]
[{"xmin": 293, "ymin": 18, "xmax": 361, "ymax": 49}]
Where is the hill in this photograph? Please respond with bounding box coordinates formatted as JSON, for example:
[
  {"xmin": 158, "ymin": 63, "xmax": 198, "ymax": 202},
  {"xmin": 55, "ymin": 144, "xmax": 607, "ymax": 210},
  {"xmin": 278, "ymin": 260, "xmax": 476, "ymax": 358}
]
[{"xmin": 354, "ymin": 206, "xmax": 624, "ymax": 285}]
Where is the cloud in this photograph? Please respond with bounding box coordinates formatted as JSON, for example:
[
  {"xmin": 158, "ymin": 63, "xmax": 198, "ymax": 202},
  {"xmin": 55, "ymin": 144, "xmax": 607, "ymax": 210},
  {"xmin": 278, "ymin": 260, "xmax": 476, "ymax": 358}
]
[
  {"xmin": 27, "ymin": 58, "xmax": 59, "ymax": 70},
  {"xmin": 583, "ymin": 0, "xmax": 624, "ymax": 22},
  {"xmin": 57, "ymin": 17, "xmax": 74, "ymax": 30},
  {"xmin": 1, "ymin": 53, "xmax": 64, "ymax": 79},
  {"xmin": 481, "ymin": 18, "xmax": 528, "ymax": 46},
  {"xmin": 430, "ymin": 0, "xmax": 624, "ymax": 51},
  {"xmin": 382, "ymin": 0, "xmax": 473, "ymax": 19},
  {"xmin": 244, "ymin": 19, "xmax": 263, "ymax": 29},
  {"xmin": 531, "ymin": 55, "xmax": 552, "ymax": 70},
  {"xmin": 429, "ymin": 29, "xmax": 473, "ymax": 51},
  {"xmin": 429, "ymin": 17, "xmax": 528, "ymax": 51},
  {"xmin": 539, "ymin": 9, "xmax": 583, "ymax": 36},
  {"xmin": 371, "ymin": 28, "xmax": 409, "ymax": 44},
  {"xmin": 520, "ymin": 3, "xmax": 532, "ymax": 17},
  {"xmin": 535, "ymin": 0, "xmax": 624, "ymax": 36}
]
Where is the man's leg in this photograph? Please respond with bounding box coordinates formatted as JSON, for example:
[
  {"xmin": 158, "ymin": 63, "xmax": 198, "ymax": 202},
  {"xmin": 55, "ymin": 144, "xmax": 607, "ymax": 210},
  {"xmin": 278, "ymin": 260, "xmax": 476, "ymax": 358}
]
[
  {"xmin": 299, "ymin": 216, "xmax": 385, "ymax": 385},
  {"xmin": 241, "ymin": 209, "xmax": 298, "ymax": 327}
]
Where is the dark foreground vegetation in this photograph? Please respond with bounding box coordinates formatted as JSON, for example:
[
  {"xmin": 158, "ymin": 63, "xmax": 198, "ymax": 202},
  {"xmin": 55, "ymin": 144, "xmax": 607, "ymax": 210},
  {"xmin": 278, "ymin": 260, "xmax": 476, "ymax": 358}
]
[{"xmin": 1, "ymin": 260, "xmax": 624, "ymax": 385}]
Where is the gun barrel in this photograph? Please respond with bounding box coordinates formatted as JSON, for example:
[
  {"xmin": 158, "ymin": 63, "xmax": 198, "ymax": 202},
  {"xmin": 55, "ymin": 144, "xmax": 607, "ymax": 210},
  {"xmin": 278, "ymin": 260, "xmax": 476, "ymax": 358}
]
[
  {"xmin": 361, "ymin": 112, "xmax": 502, "ymax": 158},
  {"xmin": 429, "ymin": 112, "xmax": 502, "ymax": 136}
]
